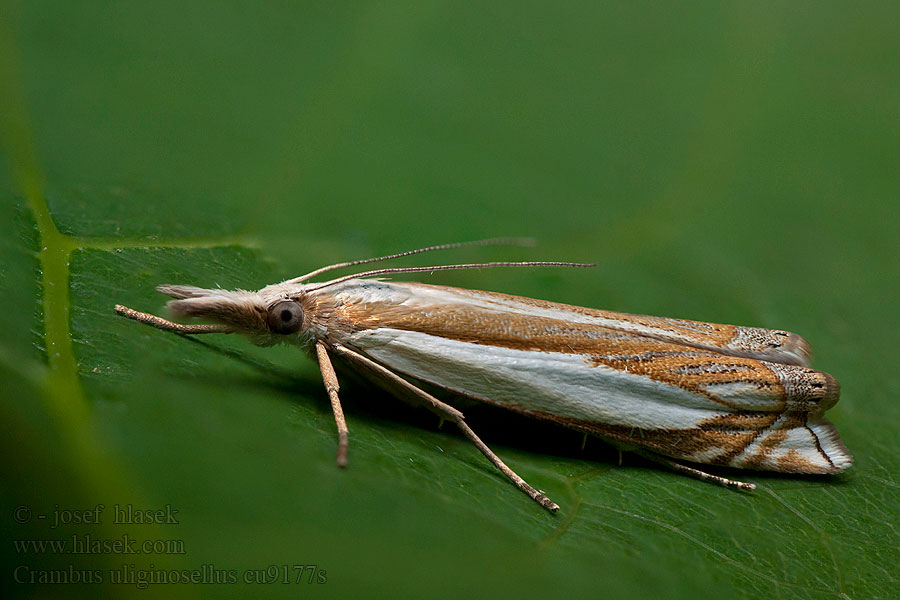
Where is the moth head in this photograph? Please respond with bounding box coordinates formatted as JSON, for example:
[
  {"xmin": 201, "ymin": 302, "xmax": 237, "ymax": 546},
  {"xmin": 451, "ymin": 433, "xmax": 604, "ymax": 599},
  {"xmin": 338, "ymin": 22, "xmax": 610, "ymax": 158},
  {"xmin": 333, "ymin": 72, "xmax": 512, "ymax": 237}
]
[{"xmin": 157, "ymin": 284, "xmax": 308, "ymax": 344}]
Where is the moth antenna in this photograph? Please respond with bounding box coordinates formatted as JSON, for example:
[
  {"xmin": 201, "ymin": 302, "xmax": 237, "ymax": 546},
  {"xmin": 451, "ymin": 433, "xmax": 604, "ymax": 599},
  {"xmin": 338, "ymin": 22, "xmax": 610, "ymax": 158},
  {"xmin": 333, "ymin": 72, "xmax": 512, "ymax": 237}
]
[
  {"xmin": 302, "ymin": 261, "xmax": 595, "ymax": 294},
  {"xmin": 289, "ymin": 237, "xmax": 537, "ymax": 284}
]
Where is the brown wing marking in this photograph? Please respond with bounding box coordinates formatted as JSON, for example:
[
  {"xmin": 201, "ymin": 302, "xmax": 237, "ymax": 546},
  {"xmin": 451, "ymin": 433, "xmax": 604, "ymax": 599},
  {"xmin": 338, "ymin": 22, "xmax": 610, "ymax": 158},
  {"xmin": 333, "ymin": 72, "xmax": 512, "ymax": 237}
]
[{"xmin": 334, "ymin": 297, "xmax": 837, "ymax": 413}]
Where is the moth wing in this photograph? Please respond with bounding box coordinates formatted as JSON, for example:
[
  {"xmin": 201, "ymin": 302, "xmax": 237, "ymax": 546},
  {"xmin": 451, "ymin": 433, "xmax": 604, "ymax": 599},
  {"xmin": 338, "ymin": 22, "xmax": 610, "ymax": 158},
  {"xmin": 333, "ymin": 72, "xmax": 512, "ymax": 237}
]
[
  {"xmin": 401, "ymin": 283, "xmax": 813, "ymax": 367},
  {"xmin": 319, "ymin": 280, "xmax": 850, "ymax": 473},
  {"xmin": 340, "ymin": 326, "xmax": 850, "ymax": 475}
]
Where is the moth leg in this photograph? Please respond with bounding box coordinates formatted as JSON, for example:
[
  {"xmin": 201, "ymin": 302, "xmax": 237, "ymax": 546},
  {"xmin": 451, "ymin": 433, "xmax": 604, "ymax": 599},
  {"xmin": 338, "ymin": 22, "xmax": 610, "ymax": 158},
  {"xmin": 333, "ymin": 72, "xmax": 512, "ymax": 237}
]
[
  {"xmin": 328, "ymin": 343, "xmax": 560, "ymax": 513},
  {"xmin": 315, "ymin": 342, "xmax": 349, "ymax": 468},
  {"xmin": 636, "ymin": 450, "xmax": 756, "ymax": 492},
  {"xmin": 454, "ymin": 420, "xmax": 560, "ymax": 513},
  {"xmin": 114, "ymin": 305, "xmax": 232, "ymax": 334},
  {"xmin": 328, "ymin": 343, "xmax": 463, "ymax": 422}
]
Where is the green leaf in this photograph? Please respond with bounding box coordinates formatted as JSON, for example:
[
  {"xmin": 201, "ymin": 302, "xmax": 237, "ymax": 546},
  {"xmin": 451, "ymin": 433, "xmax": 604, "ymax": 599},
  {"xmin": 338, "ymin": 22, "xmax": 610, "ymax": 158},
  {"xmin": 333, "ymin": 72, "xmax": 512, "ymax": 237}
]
[{"xmin": 2, "ymin": 2, "xmax": 899, "ymax": 599}]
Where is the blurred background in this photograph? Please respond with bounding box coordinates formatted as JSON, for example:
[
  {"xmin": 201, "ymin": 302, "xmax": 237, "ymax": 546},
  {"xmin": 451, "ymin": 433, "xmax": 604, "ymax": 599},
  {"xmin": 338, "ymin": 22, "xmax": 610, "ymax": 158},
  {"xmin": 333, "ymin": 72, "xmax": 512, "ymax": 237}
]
[{"xmin": 2, "ymin": 2, "xmax": 898, "ymax": 598}]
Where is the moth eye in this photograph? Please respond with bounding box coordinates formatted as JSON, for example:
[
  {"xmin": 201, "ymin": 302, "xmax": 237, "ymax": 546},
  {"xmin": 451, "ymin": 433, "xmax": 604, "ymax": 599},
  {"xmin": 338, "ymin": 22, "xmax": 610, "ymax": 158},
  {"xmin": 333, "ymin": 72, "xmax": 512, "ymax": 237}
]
[{"xmin": 266, "ymin": 301, "xmax": 304, "ymax": 335}]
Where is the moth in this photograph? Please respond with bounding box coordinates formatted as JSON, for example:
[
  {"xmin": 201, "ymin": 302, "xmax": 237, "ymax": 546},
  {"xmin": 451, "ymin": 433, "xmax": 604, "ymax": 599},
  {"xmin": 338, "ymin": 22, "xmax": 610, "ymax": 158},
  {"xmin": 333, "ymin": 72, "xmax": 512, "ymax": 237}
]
[{"xmin": 115, "ymin": 239, "xmax": 852, "ymax": 512}]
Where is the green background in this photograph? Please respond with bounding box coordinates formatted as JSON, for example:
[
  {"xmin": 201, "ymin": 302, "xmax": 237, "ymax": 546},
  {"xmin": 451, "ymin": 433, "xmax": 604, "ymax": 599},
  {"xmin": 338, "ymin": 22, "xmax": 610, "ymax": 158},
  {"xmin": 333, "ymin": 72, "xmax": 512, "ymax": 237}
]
[{"xmin": 2, "ymin": 2, "xmax": 898, "ymax": 598}]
